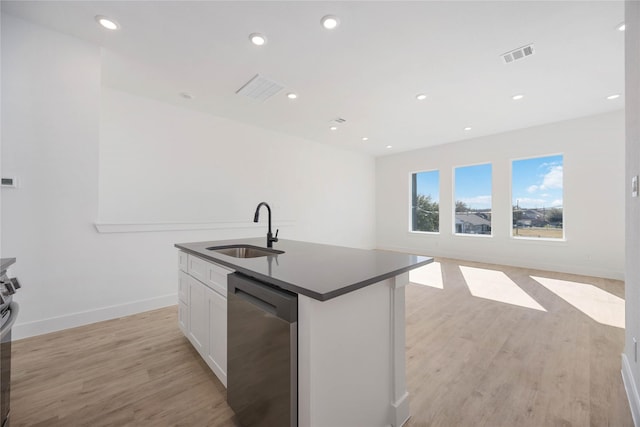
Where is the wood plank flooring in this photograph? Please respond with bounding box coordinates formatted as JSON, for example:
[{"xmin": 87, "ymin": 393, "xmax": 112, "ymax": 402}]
[{"xmin": 9, "ymin": 258, "xmax": 632, "ymax": 426}]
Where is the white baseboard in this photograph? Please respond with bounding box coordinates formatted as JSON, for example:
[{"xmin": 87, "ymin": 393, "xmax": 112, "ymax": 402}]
[
  {"xmin": 391, "ymin": 391, "xmax": 411, "ymax": 427},
  {"xmin": 622, "ymin": 353, "xmax": 640, "ymax": 427},
  {"xmin": 377, "ymin": 244, "xmax": 624, "ymax": 280},
  {"xmin": 13, "ymin": 293, "xmax": 178, "ymax": 340}
]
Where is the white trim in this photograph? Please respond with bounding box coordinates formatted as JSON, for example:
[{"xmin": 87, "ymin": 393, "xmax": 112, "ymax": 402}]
[
  {"xmin": 453, "ymin": 232, "xmax": 493, "ymax": 238},
  {"xmin": 510, "ymin": 235, "xmax": 568, "ymax": 245},
  {"xmin": 391, "ymin": 391, "xmax": 411, "ymax": 427},
  {"xmin": 408, "ymin": 230, "xmax": 440, "ymax": 236},
  {"xmin": 623, "ymin": 353, "xmax": 640, "ymax": 427},
  {"xmin": 13, "ymin": 293, "xmax": 178, "ymax": 340},
  {"xmin": 94, "ymin": 220, "xmax": 296, "ymax": 233},
  {"xmin": 390, "ymin": 273, "xmax": 410, "ymax": 427}
]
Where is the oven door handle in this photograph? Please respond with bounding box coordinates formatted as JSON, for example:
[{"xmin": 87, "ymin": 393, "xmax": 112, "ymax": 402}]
[{"xmin": 0, "ymin": 302, "xmax": 19, "ymax": 339}]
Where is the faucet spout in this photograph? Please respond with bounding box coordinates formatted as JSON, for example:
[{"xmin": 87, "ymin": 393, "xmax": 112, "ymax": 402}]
[{"xmin": 253, "ymin": 202, "xmax": 278, "ymax": 248}]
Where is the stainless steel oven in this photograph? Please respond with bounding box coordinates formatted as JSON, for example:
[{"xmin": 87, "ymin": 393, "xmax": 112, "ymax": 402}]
[
  {"xmin": 1, "ymin": 302, "xmax": 19, "ymax": 427},
  {"xmin": 0, "ymin": 258, "xmax": 19, "ymax": 427}
]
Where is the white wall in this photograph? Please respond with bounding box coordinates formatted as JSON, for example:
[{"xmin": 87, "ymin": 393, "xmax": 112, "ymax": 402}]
[
  {"xmin": 1, "ymin": 15, "xmax": 375, "ymax": 339},
  {"xmin": 98, "ymin": 87, "xmax": 375, "ymax": 247},
  {"xmin": 623, "ymin": 0, "xmax": 640, "ymax": 424},
  {"xmin": 376, "ymin": 111, "xmax": 625, "ymax": 279}
]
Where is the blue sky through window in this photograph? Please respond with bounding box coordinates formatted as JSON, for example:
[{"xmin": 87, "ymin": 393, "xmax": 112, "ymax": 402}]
[
  {"xmin": 455, "ymin": 163, "xmax": 492, "ymax": 210},
  {"xmin": 415, "ymin": 170, "xmax": 439, "ymax": 202},
  {"xmin": 512, "ymin": 155, "xmax": 563, "ymax": 209}
]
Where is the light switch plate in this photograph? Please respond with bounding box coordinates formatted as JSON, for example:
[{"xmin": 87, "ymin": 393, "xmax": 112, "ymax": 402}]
[
  {"xmin": 1, "ymin": 177, "xmax": 17, "ymax": 188},
  {"xmin": 633, "ymin": 176, "xmax": 639, "ymax": 198}
]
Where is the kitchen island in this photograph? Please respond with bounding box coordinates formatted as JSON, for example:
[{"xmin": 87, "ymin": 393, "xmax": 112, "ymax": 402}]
[{"xmin": 175, "ymin": 238, "xmax": 432, "ymax": 427}]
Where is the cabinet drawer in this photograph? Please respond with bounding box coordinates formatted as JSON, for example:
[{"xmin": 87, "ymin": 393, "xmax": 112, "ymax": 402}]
[
  {"xmin": 178, "ymin": 251, "xmax": 188, "ymax": 273},
  {"xmin": 178, "ymin": 270, "xmax": 189, "ymax": 304},
  {"xmin": 188, "ymin": 254, "xmax": 233, "ymax": 297}
]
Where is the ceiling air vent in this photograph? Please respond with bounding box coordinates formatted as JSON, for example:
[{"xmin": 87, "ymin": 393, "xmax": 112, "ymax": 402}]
[
  {"xmin": 236, "ymin": 74, "xmax": 284, "ymax": 102},
  {"xmin": 501, "ymin": 44, "xmax": 534, "ymax": 64}
]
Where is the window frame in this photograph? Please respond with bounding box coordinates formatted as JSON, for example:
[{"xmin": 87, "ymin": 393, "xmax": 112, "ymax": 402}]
[
  {"xmin": 510, "ymin": 153, "xmax": 566, "ymax": 242},
  {"xmin": 452, "ymin": 162, "xmax": 493, "ymax": 238},
  {"xmin": 408, "ymin": 168, "xmax": 441, "ymax": 235}
]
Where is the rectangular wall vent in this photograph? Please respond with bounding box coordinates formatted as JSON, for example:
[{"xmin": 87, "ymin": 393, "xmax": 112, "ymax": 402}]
[
  {"xmin": 501, "ymin": 44, "xmax": 534, "ymax": 64},
  {"xmin": 236, "ymin": 74, "xmax": 284, "ymax": 102}
]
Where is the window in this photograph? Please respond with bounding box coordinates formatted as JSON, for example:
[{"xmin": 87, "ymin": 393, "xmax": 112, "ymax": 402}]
[
  {"xmin": 512, "ymin": 154, "xmax": 563, "ymax": 239},
  {"xmin": 411, "ymin": 170, "xmax": 439, "ymax": 233},
  {"xmin": 454, "ymin": 163, "xmax": 492, "ymax": 235}
]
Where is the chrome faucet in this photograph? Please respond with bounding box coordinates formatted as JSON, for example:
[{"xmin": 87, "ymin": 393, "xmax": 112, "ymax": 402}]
[{"xmin": 253, "ymin": 202, "xmax": 279, "ymax": 248}]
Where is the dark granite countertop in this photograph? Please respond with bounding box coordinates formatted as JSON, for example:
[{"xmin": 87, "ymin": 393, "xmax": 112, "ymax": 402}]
[
  {"xmin": 0, "ymin": 258, "xmax": 16, "ymax": 273},
  {"xmin": 175, "ymin": 238, "xmax": 432, "ymax": 301}
]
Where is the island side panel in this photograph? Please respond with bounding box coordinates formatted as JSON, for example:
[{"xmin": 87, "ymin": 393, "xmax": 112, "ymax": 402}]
[
  {"xmin": 298, "ymin": 278, "xmax": 399, "ymax": 427},
  {"xmin": 391, "ymin": 272, "xmax": 410, "ymax": 427}
]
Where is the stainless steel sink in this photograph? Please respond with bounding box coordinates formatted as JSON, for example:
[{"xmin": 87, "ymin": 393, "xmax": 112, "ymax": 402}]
[{"xmin": 206, "ymin": 244, "xmax": 284, "ymax": 258}]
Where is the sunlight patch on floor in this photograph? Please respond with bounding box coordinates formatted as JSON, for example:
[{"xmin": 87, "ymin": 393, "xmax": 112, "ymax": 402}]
[
  {"xmin": 460, "ymin": 266, "xmax": 546, "ymax": 311},
  {"xmin": 530, "ymin": 276, "xmax": 624, "ymax": 328},
  {"xmin": 409, "ymin": 262, "xmax": 443, "ymax": 289}
]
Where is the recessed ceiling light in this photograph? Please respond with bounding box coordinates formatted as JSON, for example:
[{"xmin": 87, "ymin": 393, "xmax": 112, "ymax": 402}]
[
  {"xmin": 464, "ymin": 127, "xmax": 472, "ymax": 131},
  {"xmin": 179, "ymin": 92, "xmax": 194, "ymax": 100},
  {"xmin": 287, "ymin": 93, "xmax": 298, "ymax": 100},
  {"xmin": 249, "ymin": 33, "xmax": 267, "ymax": 46},
  {"xmin": 416, "ymin": 93, "xmax": 427, "ymax": 101},
  {"xmin": 321, "ymin": 15, "xmax": 340, "ymax": 30},
  {"xmin": 330, "ymin": 126, "xmax": 338, "ymax": 131},
  {"xmin": 616, "ymin": 22, "xmax": 626, "ymax": 32},
  {"xmin": 95, "ymin": 15, "xmax": 119, "ymax": 30},
  {"xmin": 386, "ymin": 145, "xmax": 392, "ymax": 149},
  {"xmin": 607, "ymin": 94, "xmax": 621, "ymax": 100},
  {"xmin": 512, "ymin": 94, "xmax": 524, "ymax": 101},
  {"xmin": 362, "ymin": 137, "xmax": 369, "ymax": 141}
]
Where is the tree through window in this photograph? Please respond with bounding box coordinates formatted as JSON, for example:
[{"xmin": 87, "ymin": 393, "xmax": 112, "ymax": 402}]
[{"xmin": 411, "ymin": 170, "xmax": 439, "ymax": 233}]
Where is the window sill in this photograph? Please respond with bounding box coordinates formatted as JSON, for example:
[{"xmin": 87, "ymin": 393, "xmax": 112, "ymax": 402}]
[
  {"xmin": 511, "ymin": 236, "xmax": 567, "ymax": 243},
  {"xmin": 453, "ymin": 233, "xmax": 493, "ymax": 238}
]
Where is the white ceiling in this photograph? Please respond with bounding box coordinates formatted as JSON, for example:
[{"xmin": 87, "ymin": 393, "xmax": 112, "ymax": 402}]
[{"xmin": 2, "ymin": 1, "xmax": 625, "ymax": 156}]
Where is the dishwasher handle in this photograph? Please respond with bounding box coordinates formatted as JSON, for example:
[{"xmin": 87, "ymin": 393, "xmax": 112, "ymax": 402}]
[{"xmin": 229, "ymin": 273, "xmax": 297, "ymax": 323}]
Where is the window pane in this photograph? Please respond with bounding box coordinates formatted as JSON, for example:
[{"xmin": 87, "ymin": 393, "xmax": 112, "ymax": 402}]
[
  {"xmin": 411, "ymin": 170, "xmax": 439, "ymax": 232},
  {"xmin": 512, "ymin": 154, "xmax": 563, "ymax": 239},
  {"xmin": 454, "ymin": 164, "xmax": 492, "ymax": 235}
]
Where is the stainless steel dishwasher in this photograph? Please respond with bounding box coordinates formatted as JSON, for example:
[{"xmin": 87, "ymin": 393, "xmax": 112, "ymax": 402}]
[{"xmin": 227, "ymin": 272, "xmax": 298, "ymax": 427}]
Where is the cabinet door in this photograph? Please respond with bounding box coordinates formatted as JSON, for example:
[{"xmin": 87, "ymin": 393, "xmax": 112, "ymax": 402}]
[
  {"xmin": 206, "ymin": 287, "xmax": 228, "ymax": 387},
  {"xmin": 178, "ymin": 251, "xmax": 188, "ymax": 273},
  {"xmin": 187, "ymin": 276, "xmax": 207, "ymax": 356},
  {"xmin": 178, "ymin": 271, "xmax": 189, "ymax": 304},
  {"xmin": 178, "ymin": 300, "xmax": 189, "ymax": 334}
]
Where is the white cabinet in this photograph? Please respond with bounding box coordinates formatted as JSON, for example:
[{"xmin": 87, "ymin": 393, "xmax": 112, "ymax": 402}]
[
  {"xmin": 188, "ymin": 254, "xmax": 228, "ymax": 296},
  {"xmin": 178, "ymin": 251, "xmax": 232, "ymax": 387},
  {"xmin": 178, "ymin": 300, "xmax": 189, "ymax": 334},
  {"xmin": 206, "ymin": 286, "xmax": 227, "ymax": 386},
  {"xmin": 178, "ymin": 270, "xmax": 189, "ymax": 334},
  {"xmin": 179, "ymin": 251, "xmax": 188, "ymax": 272},
  {"xmin": 187, "ymin": 275, "xmax": 208, "ymax": 355}
]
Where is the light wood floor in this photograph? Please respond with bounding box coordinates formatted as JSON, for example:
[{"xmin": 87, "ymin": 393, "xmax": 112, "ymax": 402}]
[{"xmin": 10, "ymin": 258, "xmax": 632, "ymax": 426}]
